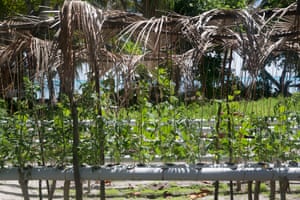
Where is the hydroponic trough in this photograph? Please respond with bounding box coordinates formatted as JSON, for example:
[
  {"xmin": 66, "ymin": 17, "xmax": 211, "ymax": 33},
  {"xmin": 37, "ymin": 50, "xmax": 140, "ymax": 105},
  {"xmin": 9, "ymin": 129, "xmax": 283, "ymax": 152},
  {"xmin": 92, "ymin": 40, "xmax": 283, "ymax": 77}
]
[{"xmin": 1, "ymin": 165, "xmax": 300, "ymax": 181}]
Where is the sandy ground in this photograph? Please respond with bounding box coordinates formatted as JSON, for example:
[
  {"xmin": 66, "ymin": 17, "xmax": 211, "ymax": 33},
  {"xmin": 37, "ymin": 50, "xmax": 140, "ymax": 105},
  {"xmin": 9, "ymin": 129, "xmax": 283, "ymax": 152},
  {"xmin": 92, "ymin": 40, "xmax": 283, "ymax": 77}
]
[{"xmin": 0, "ymin": 180, "xmax": 299, "ymax": 200}]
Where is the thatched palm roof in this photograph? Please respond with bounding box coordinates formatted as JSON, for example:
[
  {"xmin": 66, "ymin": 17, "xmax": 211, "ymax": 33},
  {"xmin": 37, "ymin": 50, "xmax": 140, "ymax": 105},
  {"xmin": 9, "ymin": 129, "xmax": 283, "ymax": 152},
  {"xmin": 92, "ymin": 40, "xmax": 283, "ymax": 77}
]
[{"xmin": 0, "ymin": 1, "xmax": 299, "ymax": 99}]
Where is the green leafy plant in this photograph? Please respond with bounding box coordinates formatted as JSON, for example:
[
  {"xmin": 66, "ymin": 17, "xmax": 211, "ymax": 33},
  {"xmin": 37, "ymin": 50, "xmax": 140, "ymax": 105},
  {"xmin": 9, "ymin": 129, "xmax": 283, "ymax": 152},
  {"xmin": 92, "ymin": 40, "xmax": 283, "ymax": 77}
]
[{"xmin": 273, "ymin": 95, "xmax": 299, "ymax": 163}]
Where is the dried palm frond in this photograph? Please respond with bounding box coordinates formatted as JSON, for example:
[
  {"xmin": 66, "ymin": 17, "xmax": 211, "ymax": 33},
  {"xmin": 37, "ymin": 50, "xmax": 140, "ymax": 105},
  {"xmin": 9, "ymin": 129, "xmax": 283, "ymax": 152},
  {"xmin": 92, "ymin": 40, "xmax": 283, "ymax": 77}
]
[
  {"xmin": 0, "ymin": 37, "xmax": 29, "ymax": 66},
  {"xmin": 179, "ymin": 10, "xmax": 218, "ymax": 68},
  {"xmin": 172, "ymin": 48, "xmax": 196, "ymax": 86},
  {"xmin": 117, "ymin": 54, "xmax": 146, "ymax": 83},
  {"xmin": 116, "ymin": 13, "xmax": 183, "ymax": 96},
  {"xmin": 118, "ymin": 16, "xmax": 163, "ymax": 52},
  {"xmin": 59, "ymin": 0, "xmax": 106, "ymax": 94},
  {"xmin": 30, "ymin": 37, "xmax": 53, "ymax": 79},
  {"xmin": 0, "ymin": 33, "xmax": 51, "ymax": 72},
  {"xmin": 97, "ymin": 48, "xmax": 120, "ymax": 76},
  {"xmin": 269, "ymin": 3, "xmax": 300, "ymax": 52},
  {"xmin": 0, "ymin": 32, "xmax": 53, "ymax": 98},
  {"xmin": 227, "ymin": 8, "xmax": 288, "ymax": 77}
]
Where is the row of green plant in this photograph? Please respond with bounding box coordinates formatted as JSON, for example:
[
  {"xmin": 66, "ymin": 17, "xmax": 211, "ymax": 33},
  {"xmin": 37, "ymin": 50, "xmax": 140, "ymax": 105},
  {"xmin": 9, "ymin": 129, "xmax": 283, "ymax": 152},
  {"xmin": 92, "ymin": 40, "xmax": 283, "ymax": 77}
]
[{"xmin": 0, "ymin": 79, "xmax": 300, "ymax": 168}]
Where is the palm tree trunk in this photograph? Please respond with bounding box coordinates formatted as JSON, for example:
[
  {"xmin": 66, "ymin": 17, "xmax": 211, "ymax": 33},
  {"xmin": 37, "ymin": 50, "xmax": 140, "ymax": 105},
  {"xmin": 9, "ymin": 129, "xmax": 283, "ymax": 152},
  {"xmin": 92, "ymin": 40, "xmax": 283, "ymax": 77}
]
[
  {"xmin": 60, "ymin": 3, "xmax": 82, "ymax": 198},
  {"xmin": 142, "ymin": 0, "xmax": 158, "ymax": 18}
]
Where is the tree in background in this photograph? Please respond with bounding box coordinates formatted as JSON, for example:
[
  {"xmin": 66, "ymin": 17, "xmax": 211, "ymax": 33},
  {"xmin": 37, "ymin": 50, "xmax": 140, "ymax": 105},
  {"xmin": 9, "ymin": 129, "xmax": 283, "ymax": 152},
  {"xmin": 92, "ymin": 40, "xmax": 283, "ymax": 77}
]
[
  {"xmin": 0, "ymin": 0, "xmax": 63, "ymax": 19},
  {"xmin": 262, "ymin": 51, "xmax": 300, "ymax": 96},
  {"xmin": 262, "ymin": 0, "xmax": 296, "ymax": 8},
  {"xmin": 174, "ymin": 0, "xmax": 250, "ymax": 16},
  {"xmin": 87, "ymin": 0, "xmax": 174, "ymax": 17}
]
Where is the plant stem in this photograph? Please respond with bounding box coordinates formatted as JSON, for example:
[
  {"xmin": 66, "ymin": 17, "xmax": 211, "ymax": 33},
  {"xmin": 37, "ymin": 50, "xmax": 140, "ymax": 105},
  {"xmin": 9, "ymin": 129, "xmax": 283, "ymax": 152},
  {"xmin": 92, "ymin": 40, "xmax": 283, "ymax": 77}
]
[
  {"xmin": 280, "ymin": 177, "xmax": 289, "ymax": 200},
  {"xmin": 214, "ymin": 102, "xmax": 222, "ymax": 200},
  {"xmin": 270, "ymin": 180, "xmax": 276, "ymax": 200},
  {"xmin": 95, "ymin": 62, "xmax": 105, "ymax": 200},
  {"xmin": 64, "ymin": 180, "xmax": 70, "ymax": 200},
  {"xmin": 48, "ymin": 180, "xmax": 56, "ymax": 200},
  {"xmin": 254, "ymin": 181, "xmax": 260, "ymax": 200},
  {"xmin": 71, "ymin": 99, "xmax": 82, "ymax": 200},
  {"xmin": 248, "ymin": 181, "xmax": 253, "ymax": 200},
  {"xmin": 18, "ymin": 168, "xmax": 30, "ymax": 200}
]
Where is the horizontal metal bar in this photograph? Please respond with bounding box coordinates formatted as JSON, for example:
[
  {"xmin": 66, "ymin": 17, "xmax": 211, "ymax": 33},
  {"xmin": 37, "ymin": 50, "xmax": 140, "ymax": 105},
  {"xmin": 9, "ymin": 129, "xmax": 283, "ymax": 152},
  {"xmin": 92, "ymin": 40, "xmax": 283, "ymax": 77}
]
[{"xmin": 1, "ymin": 165, "xmax": 300, "ymax": 181}]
